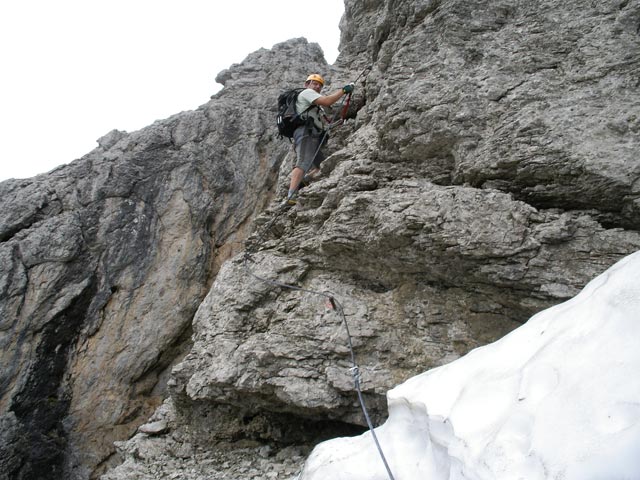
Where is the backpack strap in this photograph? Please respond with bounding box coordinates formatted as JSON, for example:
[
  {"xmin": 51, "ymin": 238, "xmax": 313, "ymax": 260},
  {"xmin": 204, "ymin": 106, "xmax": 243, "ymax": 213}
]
[{"xmin": 299, "ymin": 103, "xmax": 323, "ymax": 133}]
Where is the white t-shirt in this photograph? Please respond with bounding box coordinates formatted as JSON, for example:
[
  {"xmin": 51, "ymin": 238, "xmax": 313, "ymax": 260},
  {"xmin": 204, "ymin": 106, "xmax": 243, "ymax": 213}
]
[{"xmin": 296, "ymin": 88, "xmax": 325, "ymax": 131}]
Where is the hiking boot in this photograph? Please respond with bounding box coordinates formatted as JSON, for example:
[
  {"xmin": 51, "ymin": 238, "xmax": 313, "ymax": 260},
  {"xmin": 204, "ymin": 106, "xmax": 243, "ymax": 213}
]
[{"xmin": 283, "ymin": 195, "xmax": 297, "ymax": 207}]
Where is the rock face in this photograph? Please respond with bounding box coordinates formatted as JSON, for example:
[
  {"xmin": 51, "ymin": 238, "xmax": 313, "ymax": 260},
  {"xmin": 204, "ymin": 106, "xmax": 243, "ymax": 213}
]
[
  {"xmin": 1, "ymin": 0, "xmax": 639, "ymax": 479},
  {"xmin": 299, "ymin": 251, "xmax": 640, "ymax": 479},
  {"xmin": 0, "ymin": 39, "xmax": 328, "ymax": 480}
]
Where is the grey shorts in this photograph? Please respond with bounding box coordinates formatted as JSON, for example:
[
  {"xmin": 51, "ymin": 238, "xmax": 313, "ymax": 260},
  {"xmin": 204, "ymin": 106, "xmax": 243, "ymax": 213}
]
[{"xmin": 293, "ymin": 126, "xmax": 326, "ymax": 173}]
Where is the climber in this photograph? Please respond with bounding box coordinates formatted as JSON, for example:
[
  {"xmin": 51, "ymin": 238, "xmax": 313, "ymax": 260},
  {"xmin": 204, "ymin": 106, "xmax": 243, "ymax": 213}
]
[{"xmin": 285, "ymin": 73, "xmax": 354, "ymax": 206}]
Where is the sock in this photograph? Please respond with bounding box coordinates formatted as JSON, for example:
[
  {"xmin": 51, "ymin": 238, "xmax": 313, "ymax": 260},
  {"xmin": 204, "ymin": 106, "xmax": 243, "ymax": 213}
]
[{"xmin": 287, "ymin": 189, "xmax": 297, "ymax": 199}]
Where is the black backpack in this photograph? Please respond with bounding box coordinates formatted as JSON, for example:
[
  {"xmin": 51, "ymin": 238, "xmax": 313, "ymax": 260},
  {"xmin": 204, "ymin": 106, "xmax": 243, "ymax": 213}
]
[{"xmin": 276, "ymin": 88, "xmax": 314, "ymax": 139}]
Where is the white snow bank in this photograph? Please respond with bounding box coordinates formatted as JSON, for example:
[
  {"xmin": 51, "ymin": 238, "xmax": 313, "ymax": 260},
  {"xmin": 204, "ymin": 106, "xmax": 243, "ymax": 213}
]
[{"xmin": 300, "ymin": 251, "xmax": 640, "ymax": 480}]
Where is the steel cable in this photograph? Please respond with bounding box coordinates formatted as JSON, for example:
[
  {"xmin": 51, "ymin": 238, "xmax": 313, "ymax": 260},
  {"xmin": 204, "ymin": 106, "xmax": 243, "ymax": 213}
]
[
  {"xmin": 240, "ymin": 63, "xmax": 396, "ymax": 479},
  {"xmin": 243, "ymin": 208, "xmax": 396, "ymax": 480}
]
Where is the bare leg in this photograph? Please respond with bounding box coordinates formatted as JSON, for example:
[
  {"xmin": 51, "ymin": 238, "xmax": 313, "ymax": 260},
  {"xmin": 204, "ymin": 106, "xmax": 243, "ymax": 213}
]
[{"xmin": 288, "ymin": 167, "xmax": 305, "ymax": 196}]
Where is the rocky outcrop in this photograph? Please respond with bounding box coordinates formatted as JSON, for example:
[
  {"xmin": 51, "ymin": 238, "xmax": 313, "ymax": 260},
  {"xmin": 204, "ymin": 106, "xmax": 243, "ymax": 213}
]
[
  {"xmin": 299, "ymin": 251, "xmax": 640, "ymax": 479},
  {"xmin": 0, "ymin": 39, "xmax": 329, "ymax": 479},
  {"xmin": 1, "ymin": 0, "xmax": 639, "ymax": 479}
]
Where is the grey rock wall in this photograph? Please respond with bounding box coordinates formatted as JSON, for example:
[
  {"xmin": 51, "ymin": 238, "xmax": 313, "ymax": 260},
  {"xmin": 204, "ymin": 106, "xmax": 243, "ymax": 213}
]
[
  {"xmin": 1, "ymin": 0, "xmax": 639, "ymax": 478},
  {"xmin": 0, "ymin": 39, "xmax": 328, "ymax": 479}
]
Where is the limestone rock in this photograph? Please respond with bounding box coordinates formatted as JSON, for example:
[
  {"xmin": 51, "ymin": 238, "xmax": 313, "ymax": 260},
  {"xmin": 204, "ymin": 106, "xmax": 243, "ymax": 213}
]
[
  {"xmin": 0, "ymin": 37, "xmax": 329, "ymax": 480},
  {"xmin": 1, "ymin": 0, "xmax": 639, "ymax": 479},
  {"xmin": 138, "ymin": 420, "xmax": 170, "ymax": 436}
]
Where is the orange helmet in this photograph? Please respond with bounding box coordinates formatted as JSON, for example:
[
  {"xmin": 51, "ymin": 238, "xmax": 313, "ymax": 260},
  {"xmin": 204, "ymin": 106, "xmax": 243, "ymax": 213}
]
[{"xmin": 305, "ymin": 73, "xmax": 325, "ymax": 86}]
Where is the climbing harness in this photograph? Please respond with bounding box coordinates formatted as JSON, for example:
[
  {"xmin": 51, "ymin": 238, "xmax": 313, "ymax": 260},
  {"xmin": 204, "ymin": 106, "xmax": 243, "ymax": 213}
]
[{"xmin": 243, "ymin": 63, "xmax": 396, "ymax": 480}]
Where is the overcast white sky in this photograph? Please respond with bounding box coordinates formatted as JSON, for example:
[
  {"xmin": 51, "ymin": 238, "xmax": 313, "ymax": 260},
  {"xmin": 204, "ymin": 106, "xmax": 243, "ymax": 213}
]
[{"xmin": 0, "ymin": 0, "xmax": 344, "ymax": 181}]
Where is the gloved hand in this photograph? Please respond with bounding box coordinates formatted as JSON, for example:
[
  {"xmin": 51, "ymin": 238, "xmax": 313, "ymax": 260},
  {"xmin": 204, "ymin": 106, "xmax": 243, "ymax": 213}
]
[{"xmin": 342, "ymin": 83, "xmax": 355, "ymax": 94}]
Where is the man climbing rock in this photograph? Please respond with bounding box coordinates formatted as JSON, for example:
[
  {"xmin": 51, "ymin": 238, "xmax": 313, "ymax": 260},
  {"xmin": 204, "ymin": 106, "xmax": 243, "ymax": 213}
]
[{"xmin": 285, "ymin": 73, "xmax": 354, "ymax": 206}]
